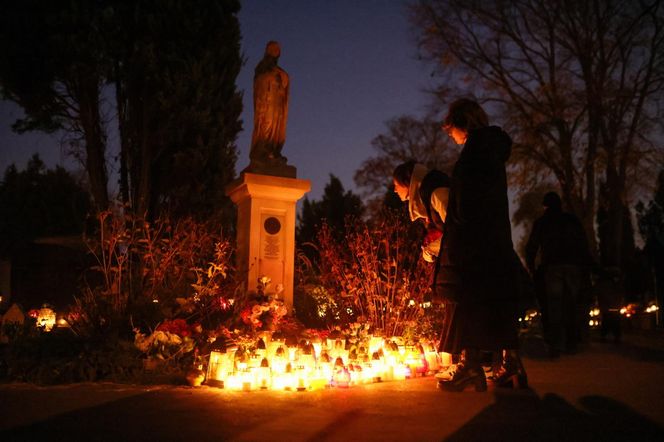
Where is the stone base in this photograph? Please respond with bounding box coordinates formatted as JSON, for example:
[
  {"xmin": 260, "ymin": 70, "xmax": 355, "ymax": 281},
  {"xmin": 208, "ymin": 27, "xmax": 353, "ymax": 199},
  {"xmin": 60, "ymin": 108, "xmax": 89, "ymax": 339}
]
[
  {"xmin": 242, "ymin": 161, "xmax": 297, "ymax": 179},
  {"xmin": 226, "ymin": 173, "xmax": 310, "ymax": 312}
]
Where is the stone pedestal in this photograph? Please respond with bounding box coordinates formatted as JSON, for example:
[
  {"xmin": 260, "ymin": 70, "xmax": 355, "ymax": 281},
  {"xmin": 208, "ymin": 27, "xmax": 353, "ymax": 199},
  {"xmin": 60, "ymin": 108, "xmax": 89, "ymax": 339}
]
[{"xmin": 226, "ymin": 173, "xmax": 310, "ymax": 312}]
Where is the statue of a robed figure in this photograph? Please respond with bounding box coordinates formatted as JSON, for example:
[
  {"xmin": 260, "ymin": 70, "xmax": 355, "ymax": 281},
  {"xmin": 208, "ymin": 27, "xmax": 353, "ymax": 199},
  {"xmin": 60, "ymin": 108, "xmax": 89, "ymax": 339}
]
[{"xmin": 244, "ymin": 41, "xmax": 296, "ymax": 178}]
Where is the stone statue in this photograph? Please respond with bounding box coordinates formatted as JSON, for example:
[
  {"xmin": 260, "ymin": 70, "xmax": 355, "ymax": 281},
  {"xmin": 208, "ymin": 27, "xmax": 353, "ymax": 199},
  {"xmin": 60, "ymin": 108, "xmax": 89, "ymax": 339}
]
[{"xmin": 245, "ymin": 41, "xmax": 296, "ymax": 178}]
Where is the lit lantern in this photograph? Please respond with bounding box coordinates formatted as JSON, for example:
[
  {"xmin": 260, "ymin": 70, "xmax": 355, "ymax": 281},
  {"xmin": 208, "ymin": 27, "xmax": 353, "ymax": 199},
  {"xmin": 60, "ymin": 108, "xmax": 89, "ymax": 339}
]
[
  {"xmin": 241, "ymin": 368, "xmax": 253, "ymax": 391},
  {"xmin": 371, "ymin": 351, "xmax": 384, "ymax": 382},
  {"xmin": 287, "ymin": 345, "xmax": 298, "ymax": 363},
  {"xmin": 257, "ymin": 357, "xmax": 271, "ymax": 390},
  {"xmin": 332, "ymin": 357, "xmax": 350, "ymax": 388},
  {"xmin": 267, "ymin": 338, "xmax": 285, "ymax": 359},
  {"xmin": 299, "ymin": 345, "xmax": 316, "ymax": 375},
  {"xmin": 255, "ymin": 337, "xmax": 267, "ymax": 359},
  {"xmin": 295, "ymin": 368, "xmax": 308, "ymax": 392},
  {"xmin": 36, "ymin": 306, "xmax": 56, "ymax": 332},
  {"xmin": 311, "ymin": 339, "xmax": 322, "ymax": 359},
  {"xmin": 394, "ymin": 363, "xmax": 410, "ymax": 380},
  {"xmin": 349, "ymin": 364, "xmax": 364, "ymax": 385},
  {"xmin": 206, "ymin": 350, "xmax": 227, "ymax": 388},
  {"xmin": 282, "ymin": 362, "xmax": 296, "ymax": 391},
  {"xmin": 405, "ymin": 345, "xmax": 428, "ymax": 376},
  {"xmin": 234, "ymin": 352, "xmax": 252, "ymax": 391},
  {"xmin": 318, "ymin": 352, "xmax": 334, "ymax": 385},
  {"xmin": 369, "ymin": 336, "xmax": 383, "ymax": 355},
  {"xmin": 331, "ymin": 339, "xmax": 344, "ymax": 359}
]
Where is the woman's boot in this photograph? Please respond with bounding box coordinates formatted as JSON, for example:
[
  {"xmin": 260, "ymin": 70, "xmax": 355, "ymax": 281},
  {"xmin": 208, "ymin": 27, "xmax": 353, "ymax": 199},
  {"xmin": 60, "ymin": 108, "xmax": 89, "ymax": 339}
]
[
  {"xmin": 437, "ymin": 348, "xmax": 487, "ymax": 392},
  {"xmin": 492, "ymin": 349, "xmax": 528, "ymax": 389}
]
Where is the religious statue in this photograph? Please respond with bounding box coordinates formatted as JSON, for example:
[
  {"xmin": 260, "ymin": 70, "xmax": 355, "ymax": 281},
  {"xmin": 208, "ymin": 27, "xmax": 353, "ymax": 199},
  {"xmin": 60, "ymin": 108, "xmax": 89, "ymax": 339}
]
[{"xmin": 245, "ymin": 41, "xmax": 296, "ymax": 177}]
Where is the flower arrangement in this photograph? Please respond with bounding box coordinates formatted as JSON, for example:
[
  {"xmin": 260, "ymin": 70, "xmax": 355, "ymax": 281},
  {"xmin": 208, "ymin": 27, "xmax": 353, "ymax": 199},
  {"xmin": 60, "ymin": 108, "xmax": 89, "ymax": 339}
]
[
  {"xmin": 237, "ymin": 276, "xmax": 289, "ymax": 332},
  {"xmin": 133, "ymin": 319, "xmax": 200, "ymax": 362},
  {"xmin": 239, "ymin": 299, "xmax": 288, "ymax": 331}
]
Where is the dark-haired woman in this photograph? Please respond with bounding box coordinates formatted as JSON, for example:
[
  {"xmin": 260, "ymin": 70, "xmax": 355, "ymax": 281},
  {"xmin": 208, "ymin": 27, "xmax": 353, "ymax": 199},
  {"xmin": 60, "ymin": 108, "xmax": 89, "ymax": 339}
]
[
  {"xmin": 392, "ymin": 161, "xmax": 450, "ymax": 263},
  {"xmin": 392, "ymin": 161, "xmax": 462, "ymax": 380},
  {"xmin": 435, "ymin": 98, "xmax": 527, "ymax": 392}
]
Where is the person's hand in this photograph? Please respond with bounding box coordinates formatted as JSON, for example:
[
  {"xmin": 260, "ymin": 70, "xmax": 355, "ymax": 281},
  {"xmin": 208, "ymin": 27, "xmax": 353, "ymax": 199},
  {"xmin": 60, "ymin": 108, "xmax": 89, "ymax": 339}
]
[{"xmin": 423, "ymin": 226, "xmax": 442, "ymax": 247}]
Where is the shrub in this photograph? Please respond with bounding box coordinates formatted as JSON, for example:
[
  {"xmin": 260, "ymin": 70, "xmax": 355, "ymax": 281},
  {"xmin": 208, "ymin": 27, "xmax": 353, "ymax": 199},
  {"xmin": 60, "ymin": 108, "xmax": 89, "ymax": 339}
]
[{"xmin": 312, "ymin": 210, "xmax": 438, "ymax": 339}]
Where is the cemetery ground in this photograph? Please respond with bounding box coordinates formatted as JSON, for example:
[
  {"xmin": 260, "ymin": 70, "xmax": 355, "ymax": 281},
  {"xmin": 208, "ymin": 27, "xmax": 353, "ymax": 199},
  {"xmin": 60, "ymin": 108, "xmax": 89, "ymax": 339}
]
[{"xmin": 1, "ymin": 330, "xmax": 663, "ymax": 441}]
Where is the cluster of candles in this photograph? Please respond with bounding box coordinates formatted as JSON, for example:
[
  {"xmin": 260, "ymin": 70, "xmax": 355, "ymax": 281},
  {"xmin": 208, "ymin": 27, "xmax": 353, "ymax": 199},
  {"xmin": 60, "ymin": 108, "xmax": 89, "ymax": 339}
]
[{"xmin": 206, "ymin": 334, "xmax": 451, "ymax": 391}]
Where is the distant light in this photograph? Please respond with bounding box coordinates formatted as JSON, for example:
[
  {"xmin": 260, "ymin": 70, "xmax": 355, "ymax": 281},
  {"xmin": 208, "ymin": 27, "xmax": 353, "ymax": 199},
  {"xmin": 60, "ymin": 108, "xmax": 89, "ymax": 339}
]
[{"xmin": 152, "ymin": 299, "xmax": 159, "ymax": 303}]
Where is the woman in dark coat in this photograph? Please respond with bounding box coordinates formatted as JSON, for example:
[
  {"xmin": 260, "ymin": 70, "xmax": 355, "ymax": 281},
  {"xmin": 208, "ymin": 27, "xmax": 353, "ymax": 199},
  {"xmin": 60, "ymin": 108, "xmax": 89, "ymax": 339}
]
[{"xmin": 435, "ymin": 99, "xmax": 526, "ymax": 392}]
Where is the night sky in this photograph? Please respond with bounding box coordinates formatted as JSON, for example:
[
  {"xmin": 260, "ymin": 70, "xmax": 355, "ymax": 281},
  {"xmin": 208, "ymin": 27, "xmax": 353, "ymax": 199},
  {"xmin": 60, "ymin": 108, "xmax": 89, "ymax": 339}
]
[{"xmin": 0, "ymin": 0, "xmax": 436, "ymax": 201}]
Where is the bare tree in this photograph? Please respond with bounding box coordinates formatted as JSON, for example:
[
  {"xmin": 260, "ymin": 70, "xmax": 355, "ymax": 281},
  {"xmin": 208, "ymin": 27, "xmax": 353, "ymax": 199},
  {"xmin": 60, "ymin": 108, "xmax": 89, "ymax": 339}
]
[
  {"xmin": 354, "ymin": 114, "xmax": 460, "ymax": 211},
  {"xmin": 411, "ymin": 0, "xmax": 664, "ymax": 267}
]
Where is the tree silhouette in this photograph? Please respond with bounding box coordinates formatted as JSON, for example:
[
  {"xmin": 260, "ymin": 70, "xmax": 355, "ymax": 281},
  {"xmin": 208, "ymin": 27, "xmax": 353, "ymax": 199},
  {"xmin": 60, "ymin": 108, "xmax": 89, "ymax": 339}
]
[
  {"xmin": 0, "ymin": 154, "xmax": 91, "ymax": 254},
  {"xmin": 411, "ymin": 0, "xmax": 664, "ymax": 267},
  {"xmin": 296, "ymin": 175, "xmax": 365, "ymax": 261},
  {"xmin": 0, "ymin": 0, "xmax": 243, "ymax": 223},
  {"xmin": 354, "ymin": 114, "xmax": 460, "ymax": 215}
]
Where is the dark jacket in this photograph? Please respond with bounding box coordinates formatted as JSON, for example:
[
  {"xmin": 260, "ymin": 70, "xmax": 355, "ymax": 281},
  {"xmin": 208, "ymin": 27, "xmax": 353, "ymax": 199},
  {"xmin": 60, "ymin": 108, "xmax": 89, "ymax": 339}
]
[
  {"xmin": 525, "ymin": 207, "xmax": 593, "ymax": 274},
  {"xmin": 434, "ymin": 126, "xmax": 519, "ymax": 353}
]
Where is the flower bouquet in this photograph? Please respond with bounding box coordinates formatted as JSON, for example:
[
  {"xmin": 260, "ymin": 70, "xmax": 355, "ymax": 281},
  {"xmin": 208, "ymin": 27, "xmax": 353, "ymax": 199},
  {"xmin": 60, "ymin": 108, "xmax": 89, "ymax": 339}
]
[{"xmin": 134, "ymin": 319, "xmax": 201, "ymax": 369}]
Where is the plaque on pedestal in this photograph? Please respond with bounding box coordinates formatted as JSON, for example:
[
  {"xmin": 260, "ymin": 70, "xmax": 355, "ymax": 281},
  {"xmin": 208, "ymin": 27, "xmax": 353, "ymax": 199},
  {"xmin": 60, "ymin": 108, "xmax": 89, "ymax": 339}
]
[{"xmin": 226, "ymin": 173, "xmax": 310, "ymax": 312}]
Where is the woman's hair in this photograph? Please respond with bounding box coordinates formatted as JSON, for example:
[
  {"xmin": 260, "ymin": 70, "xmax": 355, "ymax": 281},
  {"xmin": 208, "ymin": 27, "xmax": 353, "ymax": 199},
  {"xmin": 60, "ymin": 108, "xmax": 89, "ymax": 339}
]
[
  {"xmin": 393, "ymin": 161, "xmax": 416, "ymax": 187},
  {"xmin": 443, "ymin": 98, "xmax": 489, "ymax": 132}
]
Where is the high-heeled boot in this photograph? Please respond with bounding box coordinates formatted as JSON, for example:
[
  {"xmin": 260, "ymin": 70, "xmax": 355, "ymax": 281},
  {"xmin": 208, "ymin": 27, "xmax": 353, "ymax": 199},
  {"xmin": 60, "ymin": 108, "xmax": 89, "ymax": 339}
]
[
  {"xmin": 492, "ymin": 349, "xmax": 528, "ymax": 389},
  {"xmin": 437, "ymin": 348, "xmax": 487, "ymax": 392}
]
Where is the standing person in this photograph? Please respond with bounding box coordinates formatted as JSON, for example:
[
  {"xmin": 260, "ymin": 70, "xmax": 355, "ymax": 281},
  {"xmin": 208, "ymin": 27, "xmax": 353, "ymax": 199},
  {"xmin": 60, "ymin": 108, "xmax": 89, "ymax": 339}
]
[
  {"xmin": 435, "ymin": 98, "xmax": 526, "ymax": 392},
  {"xmin": 525, "ymin": 191, "xmax": 594, "ymax": 356}
]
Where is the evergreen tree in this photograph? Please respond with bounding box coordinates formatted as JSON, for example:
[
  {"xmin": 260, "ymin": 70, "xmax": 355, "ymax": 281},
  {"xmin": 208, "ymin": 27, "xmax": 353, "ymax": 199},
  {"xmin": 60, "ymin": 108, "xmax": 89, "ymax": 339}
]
[
  {"xmin": 296, "ymin": 175, "xmax": 365, "ymax": 259},
  {"xmin": 0, "ymin": 1, "xmax": 243, "ymax": 224},
  {"xmin": 0, "ymin": 154, "xmax": 91, "ymax": 254},
  {"xmin": 108, "ymin": 0, "xmax": 243, "ymax": 222}
]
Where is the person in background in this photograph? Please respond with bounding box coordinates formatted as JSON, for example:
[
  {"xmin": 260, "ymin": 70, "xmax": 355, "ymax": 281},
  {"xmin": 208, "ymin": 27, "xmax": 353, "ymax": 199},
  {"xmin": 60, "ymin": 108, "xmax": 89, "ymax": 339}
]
[
  {"xmin": 594, "ymin": 267, "xmax": 623, "ymax": 344},
  {"xmin": 435, "ymin": 98, "xmax": 526, "ymax": 392},
  {"xmin": 525, "ymin": 191, "xmax": 594, "ymax": 356}
]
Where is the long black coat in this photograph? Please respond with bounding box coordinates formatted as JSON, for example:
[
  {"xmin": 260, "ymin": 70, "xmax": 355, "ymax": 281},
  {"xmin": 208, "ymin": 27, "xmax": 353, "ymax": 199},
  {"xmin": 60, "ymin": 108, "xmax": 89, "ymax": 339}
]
[{"xmin": 434, "ymin": 126, "xmax": 519, "ymax": 353}]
